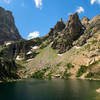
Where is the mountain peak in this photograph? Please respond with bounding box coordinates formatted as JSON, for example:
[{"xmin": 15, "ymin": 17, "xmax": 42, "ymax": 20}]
[
  {"xmin": 68, "ymin": 12, "xmax": 79, "ymax": 21},
  {"xmin": 51, "ymin": 13, "xmax": 83, "ymax": 53},
  {"xmin": 65, "ymin": 13, "xmax": 83, "ymax": 37},
  {"xmin": 0, "ymin": 6, "xmax": 22, "ymax": 45},
  {"xmin": 60, "ymin": 18, "xmax": 63, "ymax": 22},
  {"xmin": 54, "ymin": 18, "xmax": 65, "ymax": 32}
]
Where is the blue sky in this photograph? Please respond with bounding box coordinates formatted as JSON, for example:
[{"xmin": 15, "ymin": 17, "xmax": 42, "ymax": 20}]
[{"xmin": 0, "ymin": 0, "xmax": 100, "ymax": 39}]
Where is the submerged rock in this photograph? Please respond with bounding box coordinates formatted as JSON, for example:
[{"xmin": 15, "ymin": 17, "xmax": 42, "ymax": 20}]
[{"xmin": 96, "ymin": 88, "xmax": 100, "ymax": 93}]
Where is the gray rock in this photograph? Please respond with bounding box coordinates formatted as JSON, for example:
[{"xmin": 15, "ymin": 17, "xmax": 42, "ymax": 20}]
[{"xmin": 0, "ymin": 7, "xmax": 22, "ymax": 45}]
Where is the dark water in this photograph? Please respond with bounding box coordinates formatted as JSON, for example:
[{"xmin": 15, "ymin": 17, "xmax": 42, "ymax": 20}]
[{"xmin": 0, "ymin": 79, "xmax": 100, "ymax": 100}]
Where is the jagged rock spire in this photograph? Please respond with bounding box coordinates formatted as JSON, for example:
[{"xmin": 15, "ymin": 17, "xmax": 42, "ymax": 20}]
[
  {"xmin": 60, "ymin": 18, "xmax": 63, "ymax": 22},
  {"xmin": 51, "ymin": 12, "xmax": 84, "ymax": 54},
  {"xmin": 54, "ymin": 18, "xmax": 65, "ymax": 32},
  {"xmin": 65, "ymin": 12, "xmax": 83, "ymax": 38}
]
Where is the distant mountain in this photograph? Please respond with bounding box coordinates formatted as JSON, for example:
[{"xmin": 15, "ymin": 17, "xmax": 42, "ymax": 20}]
[{"xmin": 0, "ymin": 7, "xmax": 22, "ymax": 45}]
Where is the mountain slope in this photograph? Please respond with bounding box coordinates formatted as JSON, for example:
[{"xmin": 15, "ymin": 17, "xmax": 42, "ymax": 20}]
[
  {"xmin": 1, "ymin": 7, "xmax": 100, "ymax": 80},
  {"xmin": 20, "ymin": 13, "xmax": 100, "ymax": 80}
]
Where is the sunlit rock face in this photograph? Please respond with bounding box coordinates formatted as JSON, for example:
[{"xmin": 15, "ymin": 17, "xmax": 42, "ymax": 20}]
[
  {"xmin": 65, "ymin": 13, "xmax": 83, "ymax": 39},
  {"xmin": 0, "ymin": 7, "xmax": 22, "ymax": 45}
]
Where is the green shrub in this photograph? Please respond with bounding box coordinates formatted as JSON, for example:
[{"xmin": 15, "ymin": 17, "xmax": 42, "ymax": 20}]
[
  {"xmin": 17, "ymin": 63, "xmax": 25, "ymax": 70},
  {"xmin": 62, "ymin": 69, "xmax": 72, "ymax": 79},
  {"xmin": 32, "ymin": 71, "xmax": 45, "ymax": 79},
  {"xmin": 40, "ymin": 41, "xmax": 49, "ymax": 49},
  {"xmin": 86, "ymin": 72, "xmax": 100, "ymax": 79},
  {"xmin": 76, "ymin": 65, "xmax": 88, "ymax": 77},
  {"xmin": 47, "ymin": 73, "xmax": 52, "ymax": 80},
  {"xmin": 56, "ymin": 62, "xmax": 62, "ymax": 67},
  {"xmin": 65, "ymin": 63, "xmax": 74, "ymax": 69},
  {"xmin": 84, "ymin": 44, "xmax": 90, "ymax": 50},
  {"xmin": 31, "ymin": 67, "xmax": 50, "ymax": 79},
  {"xmin": 89, "ymin": 61, "xmax": 99, "ymax": 68},
  {"xmin": 91, "ymin": 40, "xmax": 97, "ymax": 44},
  {"xmin": 85, "ymin": 72, "xmax": 94, "ymax": 78}
]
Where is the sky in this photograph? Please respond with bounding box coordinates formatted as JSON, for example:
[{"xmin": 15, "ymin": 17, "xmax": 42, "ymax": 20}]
[{"xmin": 0, "ymin": 0, "xmax": 100, "ymax": 39}]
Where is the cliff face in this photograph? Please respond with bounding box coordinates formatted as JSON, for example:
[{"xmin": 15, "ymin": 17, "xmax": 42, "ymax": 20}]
[{"xmin": 0, "ymin": 7, "xmax": 22, "ymax": 45}]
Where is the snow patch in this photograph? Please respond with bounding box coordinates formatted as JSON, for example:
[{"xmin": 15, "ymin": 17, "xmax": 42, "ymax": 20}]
[
  {"xmin": 16, "ymin": 56, "xmax": 22, "ymax": 60},
  {"xmin": 5, "ymin": 42, "xmax": 11, "ymax": 46},
  {"xmin": 27, "ymin": 59, "xmax": 33, "ymax": 62},
  {"xmin": 27, "ymin": 51, "xmax": 32, "ymax": 55},
  {"xmin": 58, "ymin": 54, "xmax": 63, "ymax": 56},
  {"xmin": 31, "ymin": 46, "xmax": 39, "ymax": 50},
  {"xmin": 74, "ymin": 46, "xmax": 81, "ymax": 49},
  {"xmin": 50, "ymin": 42, "xmax": 53, "ymax": 45}
]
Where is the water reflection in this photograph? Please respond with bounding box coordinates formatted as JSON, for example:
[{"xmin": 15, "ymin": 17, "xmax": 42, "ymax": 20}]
[{"xmin": 0, "ymin": 79, "xmax": 100, "ymax": 100}]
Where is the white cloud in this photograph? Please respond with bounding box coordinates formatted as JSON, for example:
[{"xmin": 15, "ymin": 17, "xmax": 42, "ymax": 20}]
[
  {"xmin": 76, "ymin": 6, "xmax": 84, "ymax": 13},
  {"xmin": 3, "ymin": 0, "xmax": 11, "ymax": 4},
  {"xmin": 34, "ymin": 0, "xmax": 42, "ymax": 9},
  {"xmin": 90, "ymin": 0, "xmax": 100, "ymax": 4},
  {"xmin": 28, "ymin": 31, "xmax": 40, "ymax": 39},
  {"xmin": 90, "ymin": 0, "xmax": 96, "ymax": 4}
]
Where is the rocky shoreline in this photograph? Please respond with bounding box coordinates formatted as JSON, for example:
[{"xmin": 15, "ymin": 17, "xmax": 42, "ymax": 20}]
[
  {"xmin": 1, "ymin": 77, "xmax": 100, "ymax": 83},
  {"xmin": 0, "ymin": 79, "xmax": 23, "ymax": 83}
]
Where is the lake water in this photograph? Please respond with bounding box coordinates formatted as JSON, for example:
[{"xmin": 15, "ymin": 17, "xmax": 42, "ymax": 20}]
[{"xmin": 0, "ymin": 79, "xmax": 100, "ymax": 100}]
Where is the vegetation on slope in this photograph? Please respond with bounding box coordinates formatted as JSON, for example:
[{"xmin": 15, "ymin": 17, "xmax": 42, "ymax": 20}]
[
  {"xmin": 76, "ymin": 65, "xmax": 88, "ymax": 77},
  {"xmin": 0, "ymin": 47, "xmax": 21, "ymax": 81},
  {"xmin": 0, "ymin": 57, "xmax": 20, "ymax": 81}
]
